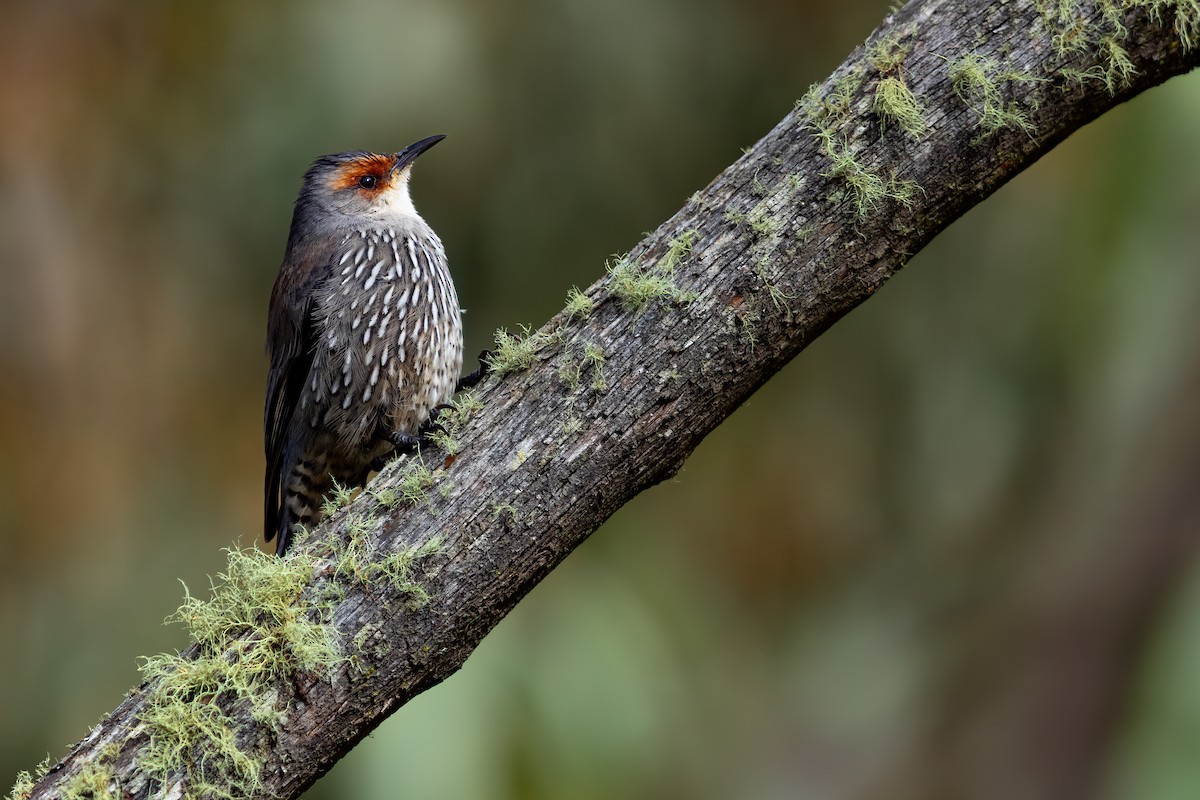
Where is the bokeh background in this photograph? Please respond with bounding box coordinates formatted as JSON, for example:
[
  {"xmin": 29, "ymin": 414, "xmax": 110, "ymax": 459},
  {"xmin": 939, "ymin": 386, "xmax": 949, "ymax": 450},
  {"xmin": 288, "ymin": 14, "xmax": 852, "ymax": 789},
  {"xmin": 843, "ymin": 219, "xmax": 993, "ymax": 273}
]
[{"xmin": 3, "ymin": 1, "xmax": 1200, "ymax": 798}]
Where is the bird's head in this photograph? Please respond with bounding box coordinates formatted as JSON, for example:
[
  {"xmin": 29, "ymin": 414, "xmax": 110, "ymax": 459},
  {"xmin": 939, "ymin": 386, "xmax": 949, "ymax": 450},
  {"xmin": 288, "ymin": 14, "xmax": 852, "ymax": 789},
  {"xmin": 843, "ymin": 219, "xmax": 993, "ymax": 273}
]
[{"xmin": 293, "ymin": 134, "xmax": 445, "ymax": 234}]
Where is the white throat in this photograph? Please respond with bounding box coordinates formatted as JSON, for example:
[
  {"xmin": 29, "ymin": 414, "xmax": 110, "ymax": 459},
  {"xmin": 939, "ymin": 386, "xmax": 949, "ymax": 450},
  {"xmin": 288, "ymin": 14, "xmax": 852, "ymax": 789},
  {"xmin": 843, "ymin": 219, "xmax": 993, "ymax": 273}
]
[{"xmin": 373, "ymin": 175, "xmax": 421, "ymax": 224}]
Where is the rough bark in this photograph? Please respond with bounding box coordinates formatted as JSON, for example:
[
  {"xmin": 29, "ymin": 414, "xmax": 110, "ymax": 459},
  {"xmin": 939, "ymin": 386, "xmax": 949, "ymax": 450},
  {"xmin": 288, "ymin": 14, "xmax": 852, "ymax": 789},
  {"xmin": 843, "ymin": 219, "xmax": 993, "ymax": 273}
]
[{"xmin": 21, "ymin": 1, "xmax": 1200, "ymax": 798}]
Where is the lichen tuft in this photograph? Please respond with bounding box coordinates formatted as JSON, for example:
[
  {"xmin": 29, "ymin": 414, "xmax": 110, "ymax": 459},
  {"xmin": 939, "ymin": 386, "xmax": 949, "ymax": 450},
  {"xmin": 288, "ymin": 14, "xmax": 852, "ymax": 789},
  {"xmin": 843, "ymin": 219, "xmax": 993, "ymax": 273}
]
[
  {"xmin": 320, "ymin": 478, "xmax": 356, "ymax": 519},
  {"xmin": 948, "ymin": 53, "xmax": 1038, "ymax": 139},
  {"xmin": 607, "ymin": 254, "xmax": 696, "ymax": 312},
  {"xmin": 489, "ymin": 325, "xmax": 559, "ymax": 377},
  {"xmin": 564, "ymin": 286, "xmax": 594, "ymax": 320},
  {"xmin": 873, "ymin": 76, "xmax": 928, "ymax": 137},
  {"xmin": 137, "ymin": 546, "xmax": 340, "ymax": 799},
  {"xmin": 818, "ymin": 130, "xmax": 918, "ymax": 216},
  {"xmin": 6, "ymin": 758, "xmax": 49, "ymax": 800}
]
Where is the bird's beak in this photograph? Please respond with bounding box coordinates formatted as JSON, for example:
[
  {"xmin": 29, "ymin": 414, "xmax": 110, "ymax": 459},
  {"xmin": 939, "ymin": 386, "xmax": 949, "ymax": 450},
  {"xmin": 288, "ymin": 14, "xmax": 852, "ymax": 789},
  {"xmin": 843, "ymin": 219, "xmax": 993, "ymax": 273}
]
[{"xmin": 392, "ymin": 134, "xmax": 446, "ymax": 173}]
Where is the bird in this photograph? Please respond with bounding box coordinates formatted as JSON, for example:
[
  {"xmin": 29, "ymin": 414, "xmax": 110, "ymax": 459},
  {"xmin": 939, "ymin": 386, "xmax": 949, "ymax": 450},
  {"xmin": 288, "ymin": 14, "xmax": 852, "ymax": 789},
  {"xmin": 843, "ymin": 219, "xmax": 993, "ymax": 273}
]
[{"xmin": 264, "ymin": 135, "xmax": 462, "ymax": 555}]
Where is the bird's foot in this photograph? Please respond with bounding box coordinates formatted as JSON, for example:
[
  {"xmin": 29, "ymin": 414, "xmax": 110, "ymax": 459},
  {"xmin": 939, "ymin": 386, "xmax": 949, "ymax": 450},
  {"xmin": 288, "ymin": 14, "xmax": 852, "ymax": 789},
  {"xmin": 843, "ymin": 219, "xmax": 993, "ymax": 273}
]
[
  {"xmin": 369, "ymin": 405, "xmax": 460, "ymax": 472},
  {"xmin": 390, "ymin": 411, "xmax": 450, "ymax": 453},
  {"xmin": 427, "ymin": 403, "xmax": 455, "ymax": 429},
  {"xmin": 369, "ymin": 433, "xmax": 419, "ymax": 472},
  {"xmin": 388, "ymin": 431, "xmax": 424, "ymax": 456},
  {"xmin": 455, "ymin": 349, "xmax": 493, "ymax": 392}
]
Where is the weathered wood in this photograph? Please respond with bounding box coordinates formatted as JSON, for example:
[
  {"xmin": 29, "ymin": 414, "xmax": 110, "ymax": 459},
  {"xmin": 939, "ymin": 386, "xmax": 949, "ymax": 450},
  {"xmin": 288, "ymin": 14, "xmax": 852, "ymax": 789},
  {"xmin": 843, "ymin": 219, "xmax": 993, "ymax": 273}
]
[{"xmin": 19, "ymin": 1, "xmax": 1199, "ymax": 798}]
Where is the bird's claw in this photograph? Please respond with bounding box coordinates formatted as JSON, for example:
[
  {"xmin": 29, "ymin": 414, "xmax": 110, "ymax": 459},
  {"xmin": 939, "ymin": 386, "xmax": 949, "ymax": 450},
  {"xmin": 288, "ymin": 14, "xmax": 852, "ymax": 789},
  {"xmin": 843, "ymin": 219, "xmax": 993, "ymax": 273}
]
[
  {"xmin": 456, "ymin": 349, "xmax": 493, "ymax": 392},
  {"xmin": 389, "ymin": 430, "xmax": 425, "ymax": 455},
  {"xmin": 387, "ymin": 409, "xmax": 450, "ymax": 455},
  {"xmin": 426, "ymin": 403, "xmax": 455, "ymax": 431}
]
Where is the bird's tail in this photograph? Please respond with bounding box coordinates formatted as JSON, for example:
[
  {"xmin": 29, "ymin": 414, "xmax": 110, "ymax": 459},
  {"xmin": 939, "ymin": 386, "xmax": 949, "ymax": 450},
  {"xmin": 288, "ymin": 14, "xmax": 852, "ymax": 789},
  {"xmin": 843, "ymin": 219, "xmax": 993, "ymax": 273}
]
[{"xmin": 268, "ymin": 454, "xmax": 330, "ymax": 555}]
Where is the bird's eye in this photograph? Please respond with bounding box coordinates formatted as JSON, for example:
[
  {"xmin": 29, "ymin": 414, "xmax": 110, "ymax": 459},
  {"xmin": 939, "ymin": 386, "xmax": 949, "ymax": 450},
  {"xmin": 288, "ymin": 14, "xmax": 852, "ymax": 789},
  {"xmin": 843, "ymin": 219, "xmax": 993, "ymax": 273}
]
[{"xmin": 358, "ymin": 175, "xmax": 378, "ymax": 189}]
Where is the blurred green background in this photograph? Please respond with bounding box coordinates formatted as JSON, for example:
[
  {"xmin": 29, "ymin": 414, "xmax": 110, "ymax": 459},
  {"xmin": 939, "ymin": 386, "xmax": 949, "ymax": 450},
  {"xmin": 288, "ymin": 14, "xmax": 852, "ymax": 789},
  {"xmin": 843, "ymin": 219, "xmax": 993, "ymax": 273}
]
[{"xmin": 3, "ymin": 1, "xmax": 1200, "ymax": 798}]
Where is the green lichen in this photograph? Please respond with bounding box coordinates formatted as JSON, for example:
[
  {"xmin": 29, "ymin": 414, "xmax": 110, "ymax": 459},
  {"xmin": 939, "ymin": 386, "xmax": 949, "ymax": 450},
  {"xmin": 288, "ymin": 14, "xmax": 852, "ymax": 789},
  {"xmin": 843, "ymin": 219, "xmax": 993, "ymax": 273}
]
[
  {"xmin": 800, "ymin": 64, "xmax": 919, "ymax": 217},
  {"xmin": 1141, "ymin": 0, "xmax": 1200, "ymax": 50},
  {"xmin": 948, "ymin": 53, "xmax": 1038, "ymax": 139},
  {"xmin": 60, "ymin": 748, "xmax": 121, "ymax": 800},
  {"xmin": 426, "ymin": 429, "xmax": 460, "ymax": 456},
  {"xmin": 728, "ymin": 148, "xmax": 809, "ymax": 316},
  {"xmin": 607, "ymin": 257, "xmax": 679, "ymax": 310},
  {"xmin": 747, "ymin": 207, "xmax": 782, "ymax": 238},
  {"xmin": 6, "ymin": 758, "xmax": 49, "ymax": 800},
  {"xmin": 320, "ymin": 478, "xmax": 356, "ymax": 519},
  {"xmin": 873, "ymin": 76, "xmax": 928, "ymax": 137},
  {"xmin": 370, "ymin": 458, "xmax": 437, "ymax": 509},
  {"xmin": 1041, "ymin": 1, "xmax": 1092, "ymax": 55},
  {"xmin": 754, "ymin": 257, "xmax": 796, "ymax": 312},
  {"xmin": 489, "ymin": 325, "xmax": 558, "ymax": 377},
  {"xmin": 490, "ymin": 502, "xmax": 519, "ymax": 524},
  {"xmin": 5, "ymin": 772, "xmax": 33, "ymax": 800},
  {"xmin": 137, "ymin": 546, "xmax": 341, "ymax": 799},
  {"xmin": 868, "ymin": 30, "xmax": 911, "ymax": 74},
  {"xmin": 1059, "ymin": 64, "xmax": 1108, "ymax": 87},
  {"xmin": 607, "ymin": 253, "xmax": 696, "ymax": 312},
  {"xmin": 328, "ymin": 516, "xmax": 442, "ymax": 603},
  {"xmin": 828, "ymin": 68, "xmax": 864, "ymax": 115},
  {"xmin": 582, "ymin": 342, "xmax": 607, "ymax": 392},
  {"xmin": 661, "ymin": 230, "xmax": 699, "ymax": 272},
  {"xmin": 370, "ymin": 486, "xmax": 399, "ymax": 508},
  {"xmin": 560, "ymin": 340, "xmax": 607, "ymax": 393},
  {"xmin": 446, "ymin": 391, "xmax": 483, "ymax": 426},
  {"xmin": 399, "ymin": 462, "xmax": 435, "ymax": 504},
  {"xmin": 818, "ymin": 129, "xmax": 919, "ymax": 216},
  {"xmin": 349, "ymin": 622, "xmax": 390, "ymax": 675},
  {"xmin": 331, "ymin": 514, "xmax": 373, "ymax": 582},
  {"xmin": 1098, "ymin": 30, "xmax": 1136, "ymax": 91},
  {"xmin": 867, "ymin": 28, "xmax": 927, "ymax": 140},
  {"xmin": 374, "ymin": 536, "xmax": 443, "ymax": 606},
  {"xmin": 558, "ymin": 357, "xmax": 582, "ymax": 390},
  {"xmin": 1038, "ymin": 0, "xmax": 1134, "ymax": 91},
  {"xmin": 1039, "ymin": 1, "xmax": 1198, "ymax": 95},
  {"xmin": 48, "ymin": 468, "xmax": 445, "ymax": 800},
  {"xmin": 352, "ymin": 622, "xmax": 381, "ymax": 652},
  {"xmin": 750, "ymin": 169, "xmax": 769, "ymax": 197},
  {"xmin": 564, "ymin": 286, "xmax": 594, "ymax": 320},
  {"xmin": 428, "ymin": 391, "xmax": 483, "ymax": 456},
  {"xmin": 602, "ymin": 230, "xmax": 701, "ymax": 313},
  {"xmin": 799, "ymin": 64, "xmax": 866, "ymax": 125},
  {"xmin": 731, "ymin": 308, "xmax": 761, "ymax": 351},
  {"xmin": 248, "ymin": 687, "xmax": 286, "ymax": 729}
]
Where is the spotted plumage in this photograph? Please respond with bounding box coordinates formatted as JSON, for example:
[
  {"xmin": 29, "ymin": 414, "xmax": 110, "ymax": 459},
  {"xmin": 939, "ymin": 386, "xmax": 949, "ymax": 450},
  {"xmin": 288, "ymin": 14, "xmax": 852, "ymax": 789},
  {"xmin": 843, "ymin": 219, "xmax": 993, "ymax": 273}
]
[{"xmin": 265, "ymin": 136, "xmax": 462, "ymax": 555}]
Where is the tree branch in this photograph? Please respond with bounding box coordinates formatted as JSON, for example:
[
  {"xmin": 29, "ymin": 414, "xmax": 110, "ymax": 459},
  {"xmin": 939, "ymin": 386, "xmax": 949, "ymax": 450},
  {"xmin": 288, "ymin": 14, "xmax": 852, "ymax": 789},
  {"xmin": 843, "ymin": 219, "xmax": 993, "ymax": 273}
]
[{"xmin": 18, "ymin": 1, "xmax": 1200, "ymax": 798}]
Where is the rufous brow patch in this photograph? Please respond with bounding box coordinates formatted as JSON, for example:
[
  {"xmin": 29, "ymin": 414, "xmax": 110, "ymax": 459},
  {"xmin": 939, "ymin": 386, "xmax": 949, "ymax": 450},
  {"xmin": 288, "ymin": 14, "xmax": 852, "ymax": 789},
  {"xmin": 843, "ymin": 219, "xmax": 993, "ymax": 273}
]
[{"xmin": 328, "ymin": 153, "xmax": 397, "ymax": 192}]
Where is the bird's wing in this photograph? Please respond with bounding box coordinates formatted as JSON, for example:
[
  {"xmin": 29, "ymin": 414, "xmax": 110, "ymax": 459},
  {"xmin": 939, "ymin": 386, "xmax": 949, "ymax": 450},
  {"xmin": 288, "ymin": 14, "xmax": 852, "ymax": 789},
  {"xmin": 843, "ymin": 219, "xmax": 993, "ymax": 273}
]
[{"xmin": 264, "ymin": 236, "xmax": 337, "ymax": 543}]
